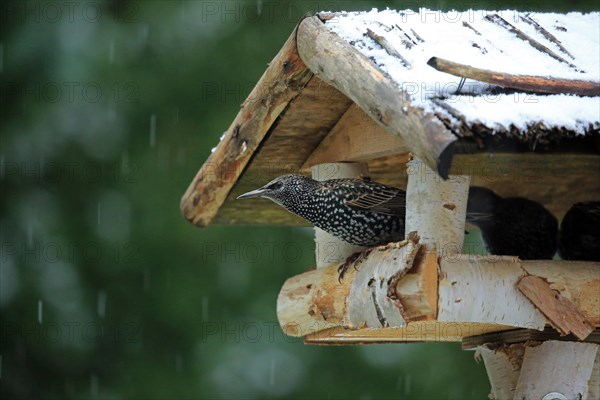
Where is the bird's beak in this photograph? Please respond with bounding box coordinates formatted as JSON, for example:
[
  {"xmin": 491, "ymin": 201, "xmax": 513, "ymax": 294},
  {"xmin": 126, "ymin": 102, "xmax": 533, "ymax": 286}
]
[{"xmin": 237, "ymin": 188, "xmax": 267, "ymax": 200}]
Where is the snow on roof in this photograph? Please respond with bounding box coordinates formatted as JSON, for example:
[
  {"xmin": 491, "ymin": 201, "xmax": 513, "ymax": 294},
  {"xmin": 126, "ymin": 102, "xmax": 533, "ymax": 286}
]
[{"xmin": 324, "ymin": 9, "xmax": 600, "ymax": 135}]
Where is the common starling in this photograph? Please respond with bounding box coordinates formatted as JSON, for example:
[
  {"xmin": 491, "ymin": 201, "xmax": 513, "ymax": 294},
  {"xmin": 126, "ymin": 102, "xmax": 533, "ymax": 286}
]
[
  {"xmin": 558, "ymin": 201, "xmax": 600, "ymax": 261},
  {"xmin": 466, "ymin": 186, "xmax": 558, "ymax": 259},
  {"xmin": 237, "ymin": 174, "xmax": 405, "ymax": 247}
]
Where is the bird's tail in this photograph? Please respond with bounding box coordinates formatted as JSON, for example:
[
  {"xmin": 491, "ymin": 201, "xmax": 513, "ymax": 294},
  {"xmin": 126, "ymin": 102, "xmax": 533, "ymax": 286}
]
[{"xmin": 466, "ymin": 186, "xmax": 499, "ymax": 224}]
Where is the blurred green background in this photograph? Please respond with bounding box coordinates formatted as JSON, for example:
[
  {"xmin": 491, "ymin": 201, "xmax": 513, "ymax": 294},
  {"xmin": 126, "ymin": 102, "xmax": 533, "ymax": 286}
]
[{"xmin": 1, "ymin": 1, "xmax": 597, "ymax": 399}]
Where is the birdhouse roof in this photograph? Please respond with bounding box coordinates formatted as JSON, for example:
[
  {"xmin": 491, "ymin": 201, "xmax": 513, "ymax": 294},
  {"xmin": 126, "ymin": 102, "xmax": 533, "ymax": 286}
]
[{"xmin": 181, "ymin": 9, "xmax": 600, "ymax": 228}]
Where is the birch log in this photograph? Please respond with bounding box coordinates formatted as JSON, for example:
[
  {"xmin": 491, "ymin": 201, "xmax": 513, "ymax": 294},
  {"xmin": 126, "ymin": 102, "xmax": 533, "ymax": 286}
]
[
  {"xmin": 311, "ymin": 163, "xmax": 369, "ymax": 268},
  {"xmin": 438, "ymin": 255, "xmax": 547, "ymax": 329},
  {"xmin": 476, "ymin": 343, "xmax": 525, "ymax": 400},
  {"xmin": 279, "ymin": 255, "xmax": 599, "ymax": 338},
  {"xmin": 513, "ymin": 341, "xmax": 599, "ymax": 399},
  {"xmin": 278, "ymin": 237, "xmax": 430, "ymax": 336},
  {"xmin": 518, "ymin": 275, "xmax": 594, "ymax": 340},
  {"xmin": 588, "ymin": 350, "xmax": 600, "ymax": 400},
  {"xmin": 405, "ymin": 158, "xmax": 470, "ymax": 255}
]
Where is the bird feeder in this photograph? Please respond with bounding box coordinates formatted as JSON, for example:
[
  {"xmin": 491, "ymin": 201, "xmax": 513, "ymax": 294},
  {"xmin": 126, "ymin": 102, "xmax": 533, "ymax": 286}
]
[{"xmin": 181, "ymin": 9, "xmax": 600, "ymax": 399}]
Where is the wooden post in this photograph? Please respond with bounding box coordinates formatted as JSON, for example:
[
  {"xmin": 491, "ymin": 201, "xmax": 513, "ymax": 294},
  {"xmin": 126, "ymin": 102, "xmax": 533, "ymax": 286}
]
[
  {"xmin": 476, "ymin": 344, "xmax": 525, "ymax": 399},
  {"xmin": 513, "ymin": 341, "xmax": 599, "ymax": 399},
  {"xmin": 405, "ymin": 158, "xmax": 470, "ymax": 255},
  {"xmin": 589, "ymin": 350, "xmax": 600, "ymax": 399},
  {"xmin": 311, "ymin": 162, "xmax": 369, "ymax": 268},
  {"xmin": 476, "ymin": 340, "xmax": 600, "ymax": 399}
]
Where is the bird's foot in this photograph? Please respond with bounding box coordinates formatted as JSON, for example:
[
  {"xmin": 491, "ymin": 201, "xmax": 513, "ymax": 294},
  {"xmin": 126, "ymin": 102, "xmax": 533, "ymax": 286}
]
[{"xmin": 337, "ymin": 248, "xmax": 373, "ymax": 283}]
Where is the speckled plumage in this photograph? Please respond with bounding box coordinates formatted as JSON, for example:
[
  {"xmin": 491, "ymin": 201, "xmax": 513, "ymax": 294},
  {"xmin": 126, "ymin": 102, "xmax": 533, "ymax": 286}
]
[
  {"xmin": 237, "ymin": 174, "xmax": 405, "ymax": 246},
  {"xmin": 466, "ymin": 186, "xmax": 558, "ymax": 259},
  {"xmin": 559, "ymin": 201, "xmax": 600, "ymax": 261}
]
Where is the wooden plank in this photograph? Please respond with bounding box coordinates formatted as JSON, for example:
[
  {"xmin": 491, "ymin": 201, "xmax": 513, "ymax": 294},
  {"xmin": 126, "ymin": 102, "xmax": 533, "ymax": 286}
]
[
  {"xmin": 304, "ymin": 322, "xmax": 513, "ymax": 344},
  {"xmin": 214, "ymin": 75, "xmax": 352, "ymax": 225},
  {"xmin": 463, "ymin": 327, "xmax": 600, "ymax": 349},
  {"xmin": 297, "ymin": 16, "xmax": 458, "ymax": 178},
  {"xmin": 302, "ymin": 103, "xmax": 409, "ymax": 168},
  {"xmin": 519, "ymin": 14, "xmax": 575, "ymax": 59},
  {"xmin": 211, "ymin": 152, "xmax": 600, "ymax": 226},
  {"xmin": 518, "ymin": 275, "xmax": 595, "ymax": 340},
  {"xmin": 180, "ymin": 27, "xmax": 313, "ymax": 227},
  {"xmin": 427, "ymin": 57, "xmax": 600, "ymax": 96},
  {"xmin": 366, "ymin": 28, "xmax": 411, "ymax": 68},
  {"xmin": 484, "ymin": 13, "xmax": 578, "ymax": 70}
]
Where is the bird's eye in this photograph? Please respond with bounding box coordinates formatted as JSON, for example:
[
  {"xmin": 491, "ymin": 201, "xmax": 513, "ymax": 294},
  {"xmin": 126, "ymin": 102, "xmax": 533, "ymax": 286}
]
[{"xmin": 268, "ymin": 182, "xmax": 282, "ymax": 191}]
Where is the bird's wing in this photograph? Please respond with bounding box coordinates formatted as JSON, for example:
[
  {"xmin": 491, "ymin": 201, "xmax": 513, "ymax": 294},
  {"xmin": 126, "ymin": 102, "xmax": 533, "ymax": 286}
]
[
  {"xmin": 324, "ymin": 179, "xmax": 406, "ymax": 216},
  {"xmin": 578, "ymin": 202, "xmax": 600, "ymax": 223}
]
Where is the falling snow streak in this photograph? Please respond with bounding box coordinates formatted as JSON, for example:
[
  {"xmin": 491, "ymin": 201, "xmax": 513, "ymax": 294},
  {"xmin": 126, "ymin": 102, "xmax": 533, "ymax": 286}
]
[
  {"xmin": 37, "ymin": 300, "xmax": 43, "ymax": 324},
  {"xmin": 143, "ymin": 268, "xmax": 150, "ymax": 292},
  {"xmin": 27, "ymin": 221, "xmax": 33, "ymax": 247},
  {"xmin": 202, "ymin": 296, "xmax": 209, "ymax": 320},
  {"xmin": 120, "ymin": 151, "xmax": 129, "ymax": 176},
  {"xmin": 0, "ymin": 43, "xmax": 3, "ymax": 74},
  {"xmin": 404, "ymin": 375, "xmax": 412, "ymax": 395},
  {"xmin": 109, "ymin": 40, "xmax": 115, "ymax": 65},
  {"xmin": 90, "ymin": 373, "xmax": 98, "ymax": 397},
  {"xmin": 97, "ymin": 202, "xmax": 101, "ymax": 225},
  {"xmin": 97, "ymin": 290, "xmax": 106, "ymax": 318},
  {"xmin": 149, "ymin": 114, "xmax": 157, "ymax": 147},
  {"xmin": 166, "ymin": 268, "xmax": 171, "ymax": 289},
  {"xmin": 0, "ymin": 354, "xmax": 3, "ymax": 379},
  {"xmin": 175, "ymin": 354, "xmax": 183, "ymax": 372},
  {"xmin": 269, "ymin": 358, "xmax": 275, "ymax": 386}
]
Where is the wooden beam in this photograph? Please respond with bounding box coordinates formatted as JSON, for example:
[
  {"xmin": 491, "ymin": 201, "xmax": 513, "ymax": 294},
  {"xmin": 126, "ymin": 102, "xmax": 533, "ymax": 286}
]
[
  {"xmin": 180, "ymin": 26, "xmax": 313, "ymax": 227},
  {"xmin": 427, "ymin": 57, "xmax": 600, "ymax": 96},
  {"xmin": 210, "ymin": 152, "xmax": 600, "ymax": 227},
  {"xmin": 296, "ymin": 16, "xmax": 458, "ymax": 178},
  {"xmin": 302, "ymin": 103, "xmax": 409, "ymax": 168},
  {"xmin": 278, "ymin": 249, "xmax": 600, "ymax": 340}
]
